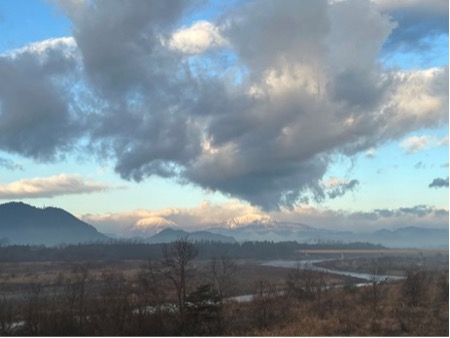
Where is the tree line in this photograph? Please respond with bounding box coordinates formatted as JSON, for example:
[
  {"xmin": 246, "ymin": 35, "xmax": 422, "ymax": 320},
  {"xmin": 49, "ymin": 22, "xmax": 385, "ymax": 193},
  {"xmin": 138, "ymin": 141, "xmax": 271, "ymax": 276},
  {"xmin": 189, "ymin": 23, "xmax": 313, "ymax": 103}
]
[{"xmin": 0, "ymin": 240, "xmax": 385, "ymax": 262}]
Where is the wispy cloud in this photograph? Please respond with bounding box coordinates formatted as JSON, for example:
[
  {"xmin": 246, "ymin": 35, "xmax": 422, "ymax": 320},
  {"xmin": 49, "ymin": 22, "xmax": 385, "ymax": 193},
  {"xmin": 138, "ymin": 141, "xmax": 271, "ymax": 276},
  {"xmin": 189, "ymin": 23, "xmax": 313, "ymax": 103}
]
[
  {"xmin": 322, "ymin": 177, "xmax": 359, "ymax": 199},
  {"xmin": 400, "ymin": 135, "xmax": 431, "ymax": 153},
  {"xmin": 3, "ymin": 37, "xmax": 77, "ymax": 59},
  {"xmin": 0, "ymin": 174, "xmax": 111, "ymax": 199},
  {"xmin": 0, "ymin": 157, "xmax": 23, "ymax": 171},
  {"xmin": 400, "ymin": 134, "xmax": 448, "ymax": 154}
]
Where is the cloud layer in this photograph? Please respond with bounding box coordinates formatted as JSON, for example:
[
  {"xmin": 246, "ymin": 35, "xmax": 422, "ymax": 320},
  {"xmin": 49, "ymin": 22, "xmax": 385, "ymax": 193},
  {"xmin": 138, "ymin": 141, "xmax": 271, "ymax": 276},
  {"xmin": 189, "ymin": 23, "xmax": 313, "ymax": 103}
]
[
  {"xmin": 82, "ymin": 200, "xmax": 449, "ymax": 235},
  {"xmin": 0, "ymin": 174, "xmax": 110, "ymax": 199},
  {"xmin": 0, "ymin": 0, "xmax": 448, "ymax": 210}
]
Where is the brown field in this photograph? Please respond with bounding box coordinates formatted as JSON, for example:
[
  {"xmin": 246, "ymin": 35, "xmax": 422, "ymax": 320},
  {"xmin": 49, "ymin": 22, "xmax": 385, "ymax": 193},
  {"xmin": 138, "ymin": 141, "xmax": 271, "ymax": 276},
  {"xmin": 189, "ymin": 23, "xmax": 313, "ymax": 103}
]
[{"xmin": 0, "ymin": 258, "xmax": 364, "ymax": 300}]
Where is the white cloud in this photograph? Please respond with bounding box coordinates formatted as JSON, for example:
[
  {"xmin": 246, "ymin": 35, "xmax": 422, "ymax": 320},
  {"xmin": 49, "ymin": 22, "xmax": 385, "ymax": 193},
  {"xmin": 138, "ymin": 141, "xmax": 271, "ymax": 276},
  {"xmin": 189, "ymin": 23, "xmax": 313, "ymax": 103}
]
[
  {"xmin": 322, "ymin": 176, "xmax": 345, "ymax": 188},
  {"xmin": 0, "ymin": 174, "xmax": 110, "ymax": 199},
  {"xmin": 167, "ymin": 20, "xmax": 228, "ymax": 54},
  {"xmin": 400, "ymin": 133, "xmax": 449, "ymax": 154},
  {"xmin": 400, "ymin": 135, "xmax": 431, "ymax": 153},
  {"xmin": 3, "ymin": 37, "xmax": 77, "ymax": 59},
  {"xmin": 365, "ymin": 148, "xmax": 376, "ymax": 158},
  {"xmin": 387, "ymin": 68, "xmax": 448, "ymax": 132}
]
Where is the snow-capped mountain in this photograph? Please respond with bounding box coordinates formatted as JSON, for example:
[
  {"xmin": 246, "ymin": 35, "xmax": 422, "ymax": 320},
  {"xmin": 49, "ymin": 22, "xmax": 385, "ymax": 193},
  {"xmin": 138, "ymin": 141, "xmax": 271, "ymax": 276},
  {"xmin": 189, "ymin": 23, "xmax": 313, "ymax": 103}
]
[
  {"xmin": 225, "ymin": 213, "xmax": 275, "ymax": 229},
  {"xmin": 206, "ymin": 214, "xmax": 323, "ymax": 242},
  {"xmin": 224, "ymin": 213, "xmax": 317, "ymax": 231},
  {"xmin": 125, "ymin": 216, "xmax": 178, "ymax": 237}
]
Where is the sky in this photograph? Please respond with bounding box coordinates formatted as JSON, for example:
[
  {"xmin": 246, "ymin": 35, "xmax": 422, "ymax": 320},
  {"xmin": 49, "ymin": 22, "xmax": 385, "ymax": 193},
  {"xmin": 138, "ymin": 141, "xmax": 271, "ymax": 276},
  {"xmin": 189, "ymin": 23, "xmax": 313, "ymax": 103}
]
[{"xmin": 0, "ymin": 0, "xmax": 448, "ymax": 235}]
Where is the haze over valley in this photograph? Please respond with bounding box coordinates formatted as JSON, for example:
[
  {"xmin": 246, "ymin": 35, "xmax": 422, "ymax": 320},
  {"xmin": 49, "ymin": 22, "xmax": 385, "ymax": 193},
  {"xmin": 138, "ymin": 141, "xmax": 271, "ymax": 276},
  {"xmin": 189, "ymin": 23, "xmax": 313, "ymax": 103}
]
[{"xmin": 0, "ymin": 202, "xmax": 447, "ymax": 249}]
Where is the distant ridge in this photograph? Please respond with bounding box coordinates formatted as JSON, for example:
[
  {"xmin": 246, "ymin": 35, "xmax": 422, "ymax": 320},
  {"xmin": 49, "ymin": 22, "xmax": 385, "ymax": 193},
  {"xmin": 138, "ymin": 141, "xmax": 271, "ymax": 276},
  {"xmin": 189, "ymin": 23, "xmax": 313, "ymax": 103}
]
[
  {"xmin": 147, "ymin": 228, "xmax": 236, "ymax": 244},
  {"xmin": 0, "ymin": 202, "xmax": 109, "ymax": 246},
  {"xmin": 204, "ymin": 220, "xmax": 448, "ymax": 249}
]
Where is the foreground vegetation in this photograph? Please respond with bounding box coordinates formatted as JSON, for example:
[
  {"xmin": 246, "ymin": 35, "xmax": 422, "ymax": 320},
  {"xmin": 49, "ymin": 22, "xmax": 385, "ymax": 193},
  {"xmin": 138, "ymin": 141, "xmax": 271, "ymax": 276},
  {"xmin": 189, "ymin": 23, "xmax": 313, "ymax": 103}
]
[{"xmin": 0, "ymin": 239, "xmax": 447, "ymax": 336}]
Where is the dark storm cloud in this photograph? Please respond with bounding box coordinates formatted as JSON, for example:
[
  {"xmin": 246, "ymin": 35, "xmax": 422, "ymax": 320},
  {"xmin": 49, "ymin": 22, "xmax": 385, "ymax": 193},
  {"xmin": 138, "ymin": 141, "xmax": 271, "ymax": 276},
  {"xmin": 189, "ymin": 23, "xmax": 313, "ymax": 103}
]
[
  {"xmin": 428, "ymin": 177, "xmax": 449, "ymax": 188},
  {"xmin": 69, "ymin": 0, "xmax": 191, "ymax": 97},
  {"xmin": 187, "ymin": 154, "xmax": 329, "ymax": 209},
  {"xmin": 0, "ymin": 40, "xmax": 82, "ymax": 161},
  {"xmin": 58, "ymin": 0, "xmax": 206, "ymax": 182},
  {"xmin": 0, "ymin": 0, "xmax": 448, "ymax": 210}
]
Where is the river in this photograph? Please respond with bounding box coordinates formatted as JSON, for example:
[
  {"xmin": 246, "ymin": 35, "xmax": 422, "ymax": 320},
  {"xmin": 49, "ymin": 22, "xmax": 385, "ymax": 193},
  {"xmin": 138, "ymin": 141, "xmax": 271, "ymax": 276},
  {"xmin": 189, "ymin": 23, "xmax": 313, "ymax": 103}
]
[
  {"xmin": 261, "ymin": 259, "xmax": 404, "ymax": 282},
  {"xmin": 229, "ymin": 259, "xmax": 404, "ymax": 303}
]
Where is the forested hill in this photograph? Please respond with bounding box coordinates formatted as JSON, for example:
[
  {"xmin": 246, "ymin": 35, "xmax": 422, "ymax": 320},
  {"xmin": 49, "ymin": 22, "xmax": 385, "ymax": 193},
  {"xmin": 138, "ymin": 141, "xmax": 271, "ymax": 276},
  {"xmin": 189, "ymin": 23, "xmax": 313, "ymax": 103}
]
[{"xmin": 0, "ymin": 202, "xmax": 108, "ymax": 246}]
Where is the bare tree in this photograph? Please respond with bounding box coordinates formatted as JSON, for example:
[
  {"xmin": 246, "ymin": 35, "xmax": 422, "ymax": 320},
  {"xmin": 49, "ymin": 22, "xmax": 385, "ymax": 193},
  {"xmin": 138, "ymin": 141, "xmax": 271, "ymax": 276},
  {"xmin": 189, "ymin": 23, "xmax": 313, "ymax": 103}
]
[
  {"xmin": 0, "ymin": 297, "xmax": 14, "ymax": 335},
  {"xmin": 252, "ymin": 280, "xmax": 277, "ymax": 329},
  {"xmin": 23, "ymin": 282, "xmax": 43, "ymax": 335},
  {"xmin": 209, "ymin": 257, "xmax": 237, "ymax": 303},
  {"xmin": 286, "ymin": 264, "xmax": 324, "ymax": 301},
  {"xmin": 162, "ymin": 238, "xmax": 198, "ymax": 313},
  {"xmin": 64, "ymin": 264, "xmax": 89, "ymax": 334},
  {"xmin": 368, "ymin": 266, "xmax": 386, "ymax": 317},
  {"xmin": 93, "ymin": 271, "xmax": 130, "ymax": 335}
]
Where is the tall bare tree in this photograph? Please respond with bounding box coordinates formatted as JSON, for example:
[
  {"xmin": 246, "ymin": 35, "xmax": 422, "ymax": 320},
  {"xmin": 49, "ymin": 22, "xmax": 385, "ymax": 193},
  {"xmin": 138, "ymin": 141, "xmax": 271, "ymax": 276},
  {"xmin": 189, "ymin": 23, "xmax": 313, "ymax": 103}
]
[{"xmin": 162, "ymin": 238, "xmax": 198, "ymax": 313}]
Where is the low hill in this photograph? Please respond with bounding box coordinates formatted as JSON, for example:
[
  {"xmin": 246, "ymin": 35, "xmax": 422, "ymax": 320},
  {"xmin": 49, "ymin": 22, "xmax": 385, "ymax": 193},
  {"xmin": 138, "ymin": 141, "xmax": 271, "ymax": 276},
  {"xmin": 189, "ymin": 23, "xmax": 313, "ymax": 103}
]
[{"xmin": 0, "ymin": 202, "xmax": 109, "ymax": 246}]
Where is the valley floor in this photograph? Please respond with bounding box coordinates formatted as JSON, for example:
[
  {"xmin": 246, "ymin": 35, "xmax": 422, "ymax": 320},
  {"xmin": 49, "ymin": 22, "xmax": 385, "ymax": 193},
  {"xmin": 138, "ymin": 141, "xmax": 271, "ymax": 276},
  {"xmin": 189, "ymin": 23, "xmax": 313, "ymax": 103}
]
[{"xmin": 0, "ymin": 248, "xmax": 447, "ymax": 336}]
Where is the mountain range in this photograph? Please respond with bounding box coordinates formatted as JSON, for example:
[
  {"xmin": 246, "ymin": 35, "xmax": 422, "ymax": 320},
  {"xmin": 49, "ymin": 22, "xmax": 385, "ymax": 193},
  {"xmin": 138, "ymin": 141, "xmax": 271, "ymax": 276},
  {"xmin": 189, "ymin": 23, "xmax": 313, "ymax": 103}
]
[{"xmin": 0, "ymin": 202, "xmax": 447, "ymax": 249}]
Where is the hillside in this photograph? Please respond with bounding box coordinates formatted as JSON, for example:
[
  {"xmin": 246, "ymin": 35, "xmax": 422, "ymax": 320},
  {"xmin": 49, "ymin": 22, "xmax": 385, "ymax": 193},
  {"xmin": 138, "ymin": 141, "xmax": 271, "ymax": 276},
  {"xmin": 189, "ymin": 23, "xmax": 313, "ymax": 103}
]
[{"xmin": 0, "ymin": 202, "xmax": 109, "ymax": 246}]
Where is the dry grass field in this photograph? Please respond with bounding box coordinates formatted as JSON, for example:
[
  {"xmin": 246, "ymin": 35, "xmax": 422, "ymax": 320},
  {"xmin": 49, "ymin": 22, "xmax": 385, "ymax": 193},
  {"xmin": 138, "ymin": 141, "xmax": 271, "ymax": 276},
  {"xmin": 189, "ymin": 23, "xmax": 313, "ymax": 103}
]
[{"xmin": 0, "ymin": 244, "xmax": 447, "ymax": 336}]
